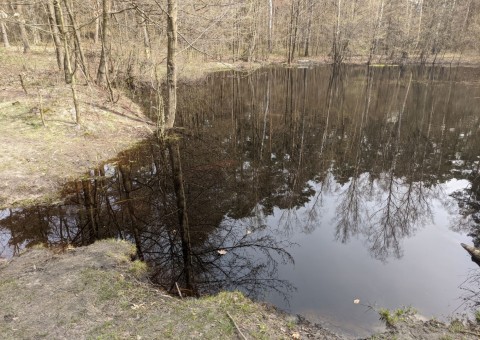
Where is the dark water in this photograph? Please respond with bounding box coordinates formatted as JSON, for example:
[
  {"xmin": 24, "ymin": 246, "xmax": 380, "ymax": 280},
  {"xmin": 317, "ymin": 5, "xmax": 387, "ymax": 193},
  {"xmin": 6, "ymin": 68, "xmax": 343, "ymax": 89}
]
[{"xmin": 1, "ymin": 65, "xmax": 480, "ymax": 337}]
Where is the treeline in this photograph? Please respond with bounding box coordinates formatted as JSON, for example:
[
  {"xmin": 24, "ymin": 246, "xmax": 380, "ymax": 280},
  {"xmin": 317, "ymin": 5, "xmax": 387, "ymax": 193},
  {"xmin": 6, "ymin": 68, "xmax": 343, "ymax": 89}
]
[{"xmin": 0, "ymin": 1, "xmax": 478, "ymax": 78}]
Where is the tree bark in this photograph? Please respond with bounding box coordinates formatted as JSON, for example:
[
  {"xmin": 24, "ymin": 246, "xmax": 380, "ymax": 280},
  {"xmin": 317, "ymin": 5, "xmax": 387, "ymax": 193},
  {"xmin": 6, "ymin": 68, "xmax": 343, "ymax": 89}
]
[
  {"xmin": 52, "ymin": 0, "xmax": 71, "ymax": 83},
  {"xmin": 304, "ymin": 0, "xmax": 313, "ymax": 57},
  {"xmin": 0, "ymin": 10, "xmax": 9, "ymax": 48},
  {"xmin": 267, "ymin": 0, "xmax": 273, "ymax": 54},
  {"xmin": 47, "ymin": 1, "xmax": 63, "ymax": 70},
  {"xmin": 64, "ymin": 0, "xmax": 88, "ymax": 80},
  {"xmin": 165, "ymin": 0, "xmax": 177, "ymax": 128},
  {"xmin": 16, "ymin": 5, "xmax": 30, "ymax": 53},
  {"xmin": 96, "ymin": 0, "xmax": 109, "ymax": 85},
  {"xmin": 138, "ymin": 14, "xmax": 150, "ymax": 59},
  {"xmin": 94, "ymin": 0, "xmax": 100, "ymax": 44},
  {"xmin": 53, "ymin": 0, "xmax": 81, "ymax": 124}
]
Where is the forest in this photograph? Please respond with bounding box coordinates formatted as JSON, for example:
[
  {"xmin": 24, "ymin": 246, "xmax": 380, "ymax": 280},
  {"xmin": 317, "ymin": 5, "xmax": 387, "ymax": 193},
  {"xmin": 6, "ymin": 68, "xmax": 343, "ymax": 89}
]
[{"xmin": 1, "ymin": 0, "xmax": 479, "ymax": 77}]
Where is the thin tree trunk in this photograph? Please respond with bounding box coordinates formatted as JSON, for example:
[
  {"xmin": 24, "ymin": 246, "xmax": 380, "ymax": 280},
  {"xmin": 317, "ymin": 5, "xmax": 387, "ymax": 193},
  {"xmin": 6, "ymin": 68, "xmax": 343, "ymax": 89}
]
[
  {"xmin": 139, "ymin": 14, "xmax": 150, "ymax": 59},
  {"xmin": 304, "ymin": 0, "xmax": 313, "ymax": 57},
  {"xmin": 64, "ymin": 0, "xmax": 88, "ymax": 80},
  {"xmin": 16, "ymin": 5, "xmax": 30, "ymax": 53},
  {"xmin": 165, "ymin": 0, "xmax": 177, "ymax": 128},
  {"xmin": 47, "ymin": 1, "xmax": 63, "ymax": 69},
  {"xmin": 0, "ymin": 11, "xmax": 9, "ymax": 48},
  {"xmin": 97, "ymin": 0, "xmax": 109, "ymax": 85},
  {"xmin": 53, "ymin": 0, "xmax": 71, "ymax": 83},
  {"xmin": 53, "ymin": 0, "xmax": 81, "ymax": 124},
  {"xmin": 267, "ymin": 0, "xmax": 273, "ymax": 54},
  {"xmin": 246, "ymin": 0, "xmax": 257, "ymax": 61},
  {"xmin": 368, "ymin": 0, "xmax": 384, "ymax": 65},
  {"xmin": 94, "ymin": 0, "xmax": 100, "ymax": 44}
]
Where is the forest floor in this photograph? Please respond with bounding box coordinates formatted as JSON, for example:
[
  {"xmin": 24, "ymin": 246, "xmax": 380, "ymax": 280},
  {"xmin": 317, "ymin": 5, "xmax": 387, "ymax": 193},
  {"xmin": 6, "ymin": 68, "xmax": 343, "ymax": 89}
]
[{"xmin": 0, "ymin": 48, "xmax": 155, "ymax": 208}]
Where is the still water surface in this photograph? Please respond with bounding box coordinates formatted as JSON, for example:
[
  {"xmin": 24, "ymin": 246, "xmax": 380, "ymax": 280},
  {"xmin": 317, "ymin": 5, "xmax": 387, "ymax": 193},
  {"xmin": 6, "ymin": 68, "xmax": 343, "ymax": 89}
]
[{"xmin": 1, "ymin": 65, "xmax": 480, "ymax": 336}]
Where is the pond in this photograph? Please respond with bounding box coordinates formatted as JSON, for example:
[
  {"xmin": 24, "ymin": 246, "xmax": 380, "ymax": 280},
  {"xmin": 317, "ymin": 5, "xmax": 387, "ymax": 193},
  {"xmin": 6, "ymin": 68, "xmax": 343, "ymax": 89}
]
[{"xmin": 1, "ymin": 65, "xmax": 480, "ymax": 337}]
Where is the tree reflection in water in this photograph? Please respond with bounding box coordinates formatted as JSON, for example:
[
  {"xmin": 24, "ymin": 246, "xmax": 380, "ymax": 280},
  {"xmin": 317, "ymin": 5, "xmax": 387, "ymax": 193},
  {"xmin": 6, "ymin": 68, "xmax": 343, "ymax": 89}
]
[
  {"xmin": 1, "ymin": 64, "xmax": 480, "ymax": 319},
  {"xmin": 0, "ymin": 135, "xmax": 296, "ymax": 300}
]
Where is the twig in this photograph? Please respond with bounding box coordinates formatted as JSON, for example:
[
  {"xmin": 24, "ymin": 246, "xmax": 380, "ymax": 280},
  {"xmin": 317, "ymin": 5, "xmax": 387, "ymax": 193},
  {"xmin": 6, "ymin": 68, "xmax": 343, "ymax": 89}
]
[
  {"xmin": 457, "ymin": 330, "xmax": 480, "ymax": 337},
  {"xmin": 19, "ymin": 74, "xmax": 28, "ymax": 94},
  {"xmin": 39, "ymin": 92, "xmax": 46, "ymax": 127},
  {"xmin": 175, "ymin": 282, "xmax": 183, "ymax": 299},
  {"xmin": 226, "ymin": 311, "xmax": 247, "ymax": 340}
]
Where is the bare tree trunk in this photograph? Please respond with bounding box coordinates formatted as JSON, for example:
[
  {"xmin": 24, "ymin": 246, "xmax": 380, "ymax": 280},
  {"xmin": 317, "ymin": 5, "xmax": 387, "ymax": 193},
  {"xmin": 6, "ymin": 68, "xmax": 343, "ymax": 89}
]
[
  {"xmin": 97, "ymin": 0, "xmax": 109, "ymax": 85},
  {"xmin": 414, "ymin": 0, "xmax": 423, "ymax": 51},
  {"xmin": 304, "ymin": 0, "xmax": 313, "ymax": 57},
  {"xmin": 333, "ymin": 0, "xmax": 342, "ymax": 64},
  {"xmin": 94, "ymin": 0, "xmax": 100, "ymax": 44},
  {"xmin": 246, "ymin": 0, "xmax": 257, "ymax": 61},
  {"xmin": 16, "ymin": 5, "xmax": 30, "ymax": 53},
  {"xmin": 64, "ymin": 0, "xmax": 88, "ymax": 80},
  {"xmin": 287, "ymin": 0, "xmax": 299, "ymax": 64},
  {"xmin": 368, "ymin": 0, "xmax": 384, "ymax": 65},
  {"xmin": 0, "ymin": 10, "xmax": 9, "ymax": 48},
  {"xmin": 47, "ymin": 1, "xmax": 63, "ymax": 69},
  {"xmin": 0, "ymin": 21, "xmax": 8, "ymax": 47},
  {"xmin": 53, "ymin": 0, "xmax": 81, "ymax": 124},
  {"xmin": 52, "ymin": 1, "xmax": 71, "ymax": 83},
  {"xmin": 267, "ymin": 0, "xmax": 273, "ymax": 54},
  {"xmin": 155, "ymin": 67, "xmax": 165, "ymax": 138},
  {"xmin": 138, "ymin": 14, "xmax": 150, "ymax": 59},
  {"xmin": 165, "ymin": 0, "xmax": 177, "ymax": 129}
]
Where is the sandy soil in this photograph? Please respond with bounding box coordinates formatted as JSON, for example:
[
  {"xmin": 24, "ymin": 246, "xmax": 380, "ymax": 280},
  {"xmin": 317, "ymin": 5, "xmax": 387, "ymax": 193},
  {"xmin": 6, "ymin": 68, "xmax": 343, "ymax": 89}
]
[{"xmin": 0, "ymin": 49, "xmax": 154, "ymax": 208}]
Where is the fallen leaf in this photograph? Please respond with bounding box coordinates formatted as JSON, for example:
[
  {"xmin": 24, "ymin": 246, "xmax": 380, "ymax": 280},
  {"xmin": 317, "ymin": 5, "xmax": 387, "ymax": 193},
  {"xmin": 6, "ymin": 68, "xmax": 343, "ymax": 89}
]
[
  {"xmin": 291, "ymin": 332, "xmax": 301, "ymax": 339},
  {"xmin": 217, "ymin": 249, "xmax": 227, "ymax": 255},
  {"xmin": 131, "ymin": 303, "xmax": 145, "ymax": 310},
  {"xmin": 353, "ymin": 299, "xmax": 360, "ymax": 304}
]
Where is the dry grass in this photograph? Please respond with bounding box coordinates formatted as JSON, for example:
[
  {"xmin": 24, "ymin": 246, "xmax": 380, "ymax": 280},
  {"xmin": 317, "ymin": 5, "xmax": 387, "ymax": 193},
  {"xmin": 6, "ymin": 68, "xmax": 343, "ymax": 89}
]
[
  {"xmin": 0, "ymin": 48, "xmax": 154, "ymax": 208},
  {"xmin": 0, "ymin": 239, "xmax": 326, "ymax": 339}
]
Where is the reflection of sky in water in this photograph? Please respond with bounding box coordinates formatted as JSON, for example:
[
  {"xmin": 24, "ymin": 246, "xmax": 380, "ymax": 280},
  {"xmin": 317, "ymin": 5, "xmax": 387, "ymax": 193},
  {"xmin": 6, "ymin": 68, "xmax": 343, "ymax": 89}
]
[
  {"xmin": 0, "ymin": 209, "xmax": 13, "ymax": 258},
  {"xmin": 232, "ymin": 175, "xmax": 474, "ymax": 337}
]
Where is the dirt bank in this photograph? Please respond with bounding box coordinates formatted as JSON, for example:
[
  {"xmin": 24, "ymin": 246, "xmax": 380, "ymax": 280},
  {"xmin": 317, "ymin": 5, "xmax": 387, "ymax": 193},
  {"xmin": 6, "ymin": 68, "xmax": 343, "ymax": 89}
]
[{"xmin": 0, "ymin": 239, "xmax": 342, "ymax": 339}]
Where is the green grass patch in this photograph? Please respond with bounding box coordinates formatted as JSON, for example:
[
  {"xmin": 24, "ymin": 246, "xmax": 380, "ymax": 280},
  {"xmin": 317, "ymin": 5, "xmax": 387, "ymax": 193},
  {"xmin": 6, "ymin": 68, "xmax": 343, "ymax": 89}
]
[{"xmin": 378, "ymin": 306, "xmax": 416, "ymax": 328}]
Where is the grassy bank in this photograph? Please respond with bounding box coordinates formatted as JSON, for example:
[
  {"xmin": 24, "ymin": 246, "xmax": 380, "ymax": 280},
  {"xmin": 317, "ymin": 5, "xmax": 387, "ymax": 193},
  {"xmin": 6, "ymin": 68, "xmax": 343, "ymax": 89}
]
[{"xmin": 0, "ymin": 239, "xmax": 340, "ymax": 339}]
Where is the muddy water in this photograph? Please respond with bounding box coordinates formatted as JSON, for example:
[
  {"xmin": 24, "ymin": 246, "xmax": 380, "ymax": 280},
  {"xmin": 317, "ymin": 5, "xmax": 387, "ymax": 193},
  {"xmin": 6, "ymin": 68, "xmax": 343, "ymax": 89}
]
[{"xmin": 1, "ymin": 65, "xmax": 480, "ymax": 337}]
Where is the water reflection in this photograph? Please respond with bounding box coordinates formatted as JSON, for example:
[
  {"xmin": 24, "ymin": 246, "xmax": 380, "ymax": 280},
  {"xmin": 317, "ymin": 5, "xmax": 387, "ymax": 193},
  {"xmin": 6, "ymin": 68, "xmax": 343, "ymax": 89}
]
[{"xmin": 1, "ymin": 64, "xmax": 480, "ymax": 335}]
